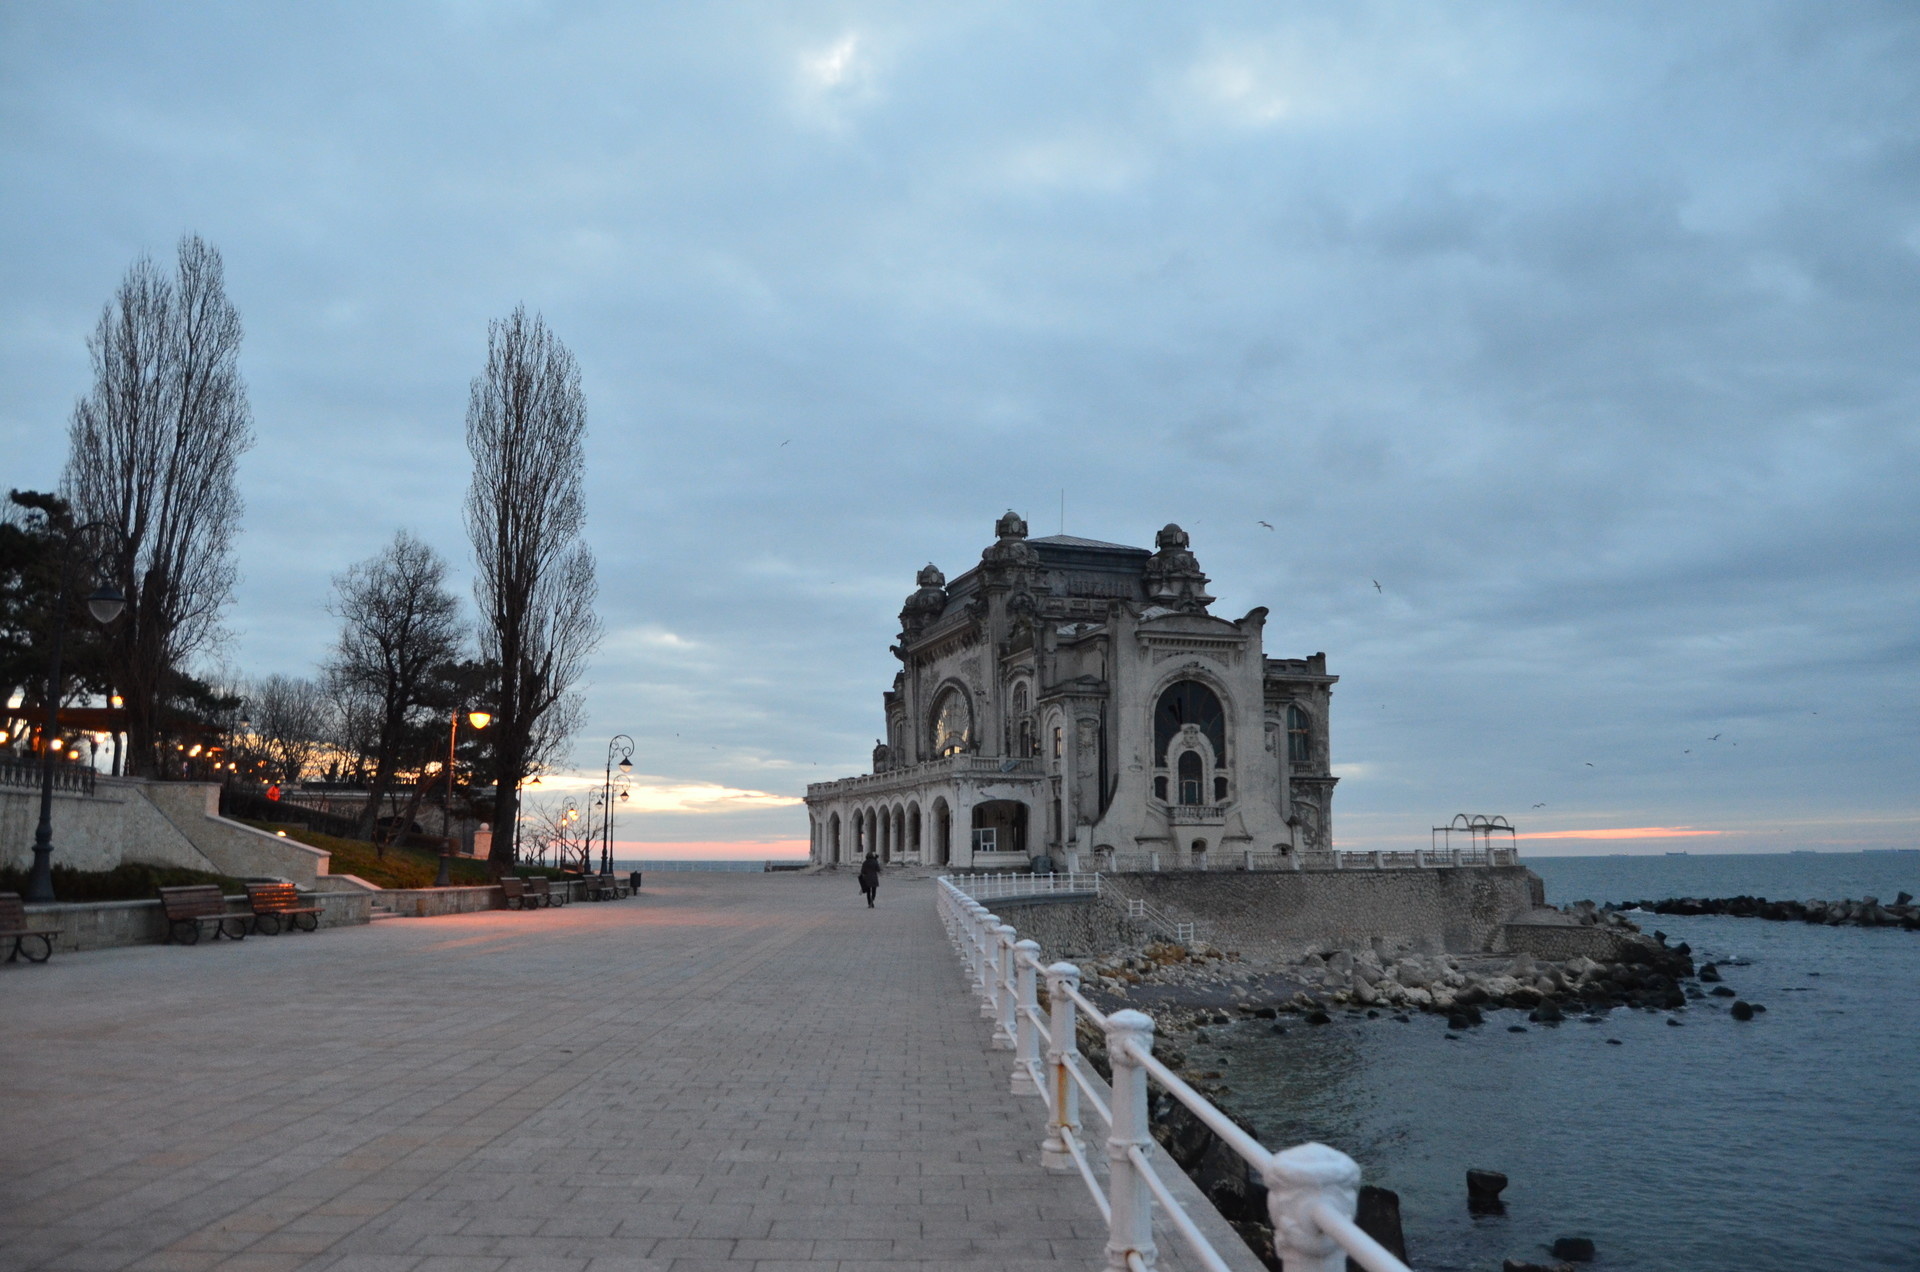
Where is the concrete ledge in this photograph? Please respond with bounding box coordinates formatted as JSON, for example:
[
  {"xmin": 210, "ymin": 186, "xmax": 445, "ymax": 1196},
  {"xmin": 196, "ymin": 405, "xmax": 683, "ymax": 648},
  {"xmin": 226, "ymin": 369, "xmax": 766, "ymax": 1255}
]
[
  {"xmin": 375, "ymin": 885, "xmax": 503, "ymax": 917},
  {"xmin": 22, "ymin": 890, "xmax": 374, "ymax": 952}
]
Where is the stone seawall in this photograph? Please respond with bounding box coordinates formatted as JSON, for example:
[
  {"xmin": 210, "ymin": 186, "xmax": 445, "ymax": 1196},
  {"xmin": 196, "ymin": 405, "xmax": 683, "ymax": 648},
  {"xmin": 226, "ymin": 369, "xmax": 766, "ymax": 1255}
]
[
  {"xmin": 990, "ymin": 867, "xmax": 1543, "ymax": 962},
  {"xmin": 1499, "ymin": 921, "xmax": 1642, "ymax": 962}
]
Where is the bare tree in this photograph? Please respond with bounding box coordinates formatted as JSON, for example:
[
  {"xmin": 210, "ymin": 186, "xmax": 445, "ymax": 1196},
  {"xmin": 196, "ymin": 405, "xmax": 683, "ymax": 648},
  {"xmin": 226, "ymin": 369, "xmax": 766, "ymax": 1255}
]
[
  {"xmin": 325, "ymin": 531, "xmax": 466, "ymax": 840},
  {"xmin": 465, "ymin": 306, "xmax": 600, "ymax": 867},
  {"xmin": 63, "ymin": 235, "xmax": 253, "ymax": 776},
  {"xmin": 249, "ymin": 674, "xmax": 329, "ymax": 784}
]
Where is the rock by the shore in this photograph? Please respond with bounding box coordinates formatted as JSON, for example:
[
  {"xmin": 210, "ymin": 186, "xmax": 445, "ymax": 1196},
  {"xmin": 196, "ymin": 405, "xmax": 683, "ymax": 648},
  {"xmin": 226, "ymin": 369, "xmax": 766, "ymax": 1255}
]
[
  {"xmin": 1608, "ymin": 894, "xmax": 1920, "ymax": 930},
  {"xmin": 1467, "ymin": 1169, "xmax": 1509, "ymax": 1214},
  {"xmin": 1551, "ymin": 1235, "xmax": 1597, "ymax": 1262}
]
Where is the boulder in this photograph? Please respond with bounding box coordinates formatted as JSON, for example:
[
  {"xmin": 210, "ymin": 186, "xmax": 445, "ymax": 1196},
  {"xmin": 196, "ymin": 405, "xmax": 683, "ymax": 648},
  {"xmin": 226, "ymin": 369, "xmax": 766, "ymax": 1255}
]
[
  {"xmin": 1731, "ymin": 1001, "xmax": 1755, "ymax": 1021},
  {"xmin": 1551, "ymin": 1236, "xmax": 1597, "ymax": 1262},
  {"xmin": 1466, "ymin": 1168, "xmax": 1509, "ymax": 1214},
  {"xmin": 1350, "ymin": 1185, "xmax": 1408, "ymax": 1267}
]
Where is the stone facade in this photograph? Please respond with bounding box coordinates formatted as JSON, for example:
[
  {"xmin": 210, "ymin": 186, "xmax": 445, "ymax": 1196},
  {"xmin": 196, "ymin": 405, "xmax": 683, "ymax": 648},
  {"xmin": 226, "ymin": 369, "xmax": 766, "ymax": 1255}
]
[{"xmin": 805, "ymin": 512, "xmax": 1337, "ymax": 870}]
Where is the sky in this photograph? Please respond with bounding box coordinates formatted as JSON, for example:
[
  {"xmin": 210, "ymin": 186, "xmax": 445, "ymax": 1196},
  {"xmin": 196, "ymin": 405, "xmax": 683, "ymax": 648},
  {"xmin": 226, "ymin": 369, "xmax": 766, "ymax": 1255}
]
[{"xmin": 2, "ymin": 3, "xmax": 1917, "ymax": 858}]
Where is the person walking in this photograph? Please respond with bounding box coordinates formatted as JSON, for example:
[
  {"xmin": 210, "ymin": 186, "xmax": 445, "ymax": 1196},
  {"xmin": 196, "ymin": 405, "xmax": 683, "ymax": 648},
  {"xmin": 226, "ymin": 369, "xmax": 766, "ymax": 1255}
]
[{"xmin": 858, "ymin": 852, "xmax": 881, "ymax": 908}]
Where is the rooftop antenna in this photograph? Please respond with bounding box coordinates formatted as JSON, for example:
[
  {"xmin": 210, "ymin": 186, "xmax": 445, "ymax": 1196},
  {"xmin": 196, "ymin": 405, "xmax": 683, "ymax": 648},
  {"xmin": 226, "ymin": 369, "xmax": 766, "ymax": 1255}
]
[{"xmin": 1060, "ymin": 489, "xmax": 1065, "ymax": 535}]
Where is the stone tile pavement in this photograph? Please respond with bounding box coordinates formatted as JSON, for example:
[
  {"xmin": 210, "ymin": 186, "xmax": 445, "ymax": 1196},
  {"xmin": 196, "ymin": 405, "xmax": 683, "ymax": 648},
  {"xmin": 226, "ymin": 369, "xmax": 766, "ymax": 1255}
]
[{"xmin": 0, "ymin": 872, "xmax": 1204, "ymax": 1271}]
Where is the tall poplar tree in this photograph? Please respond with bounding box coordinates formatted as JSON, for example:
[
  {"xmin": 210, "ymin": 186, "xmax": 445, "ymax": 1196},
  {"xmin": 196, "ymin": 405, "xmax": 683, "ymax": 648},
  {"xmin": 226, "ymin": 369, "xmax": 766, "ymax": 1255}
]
[
  {"xmin": 64, "ymin": 235, "xmax": 253, "ymax": 775},
  {"xmin": 464, "ymin": 306, "xmax": 600, "ymax": 866}
]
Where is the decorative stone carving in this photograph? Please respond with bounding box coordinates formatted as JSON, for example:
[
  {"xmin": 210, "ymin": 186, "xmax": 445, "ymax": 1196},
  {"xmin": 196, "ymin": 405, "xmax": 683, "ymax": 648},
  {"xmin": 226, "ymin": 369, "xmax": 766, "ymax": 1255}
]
[
  {"xmin": 1143, "ymin": 523, "xmax": 1214, "ymax": 612},
  {"xmin": 872, "ymin": 740, "xmax": 893, "ymax": 774},
  {"xmin": 899, "ymin": 563, "xmax": 949, "ymax": 637},
  {"xmin": 981, "ymin": 509, "xmax": 1039, "ymax": 571}
]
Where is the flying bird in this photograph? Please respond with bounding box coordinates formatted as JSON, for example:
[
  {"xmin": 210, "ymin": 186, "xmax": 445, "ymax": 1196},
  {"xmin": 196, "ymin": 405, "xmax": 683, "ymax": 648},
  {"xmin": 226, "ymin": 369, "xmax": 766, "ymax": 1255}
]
[
  {"xmin": 1257, "ymin": 520, "xmax": 1273, "ymax": 530},
  {"xmin": 780, "ymin": 439, "xmax": 790, "ymax": 447},
  {"xmin": 1372, "ymin": 579, "xmax": 1382, "ymax": 592},
  {"xmin": 1531, "ymin": 802, "xmax": 1546, "ymax": 809},
  {"xmin": 1585, "ymin": 762, "xmax": 1595, "ymax": 767},
  {"xmin": 1683, "ymin": 749, "xmax": 1691, "ymax": 754},
  {"xmin": 1708, "ymin": 733, "xmax": 1721, "ymax": 741}
]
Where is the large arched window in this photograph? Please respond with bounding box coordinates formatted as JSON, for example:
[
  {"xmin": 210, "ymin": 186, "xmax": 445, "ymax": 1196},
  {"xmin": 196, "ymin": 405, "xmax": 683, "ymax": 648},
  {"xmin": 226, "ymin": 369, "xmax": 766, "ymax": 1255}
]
[
  {"xmin": 931, "ymin": 687, "xmax": 972, "ymax": 757},
  {"xmin": 1155, "ymin": 680, "xmax": 1226, "ymax": 766},
  {"xmin": 1287, "ymin": 704, "xmax": 1311, "ymax": 765}
]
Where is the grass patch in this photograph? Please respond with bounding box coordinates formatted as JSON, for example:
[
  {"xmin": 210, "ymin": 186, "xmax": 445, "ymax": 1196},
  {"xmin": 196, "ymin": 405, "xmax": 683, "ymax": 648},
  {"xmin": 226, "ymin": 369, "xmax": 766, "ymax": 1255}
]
[
  {"xmin": 241, "ymin": 821, "xmax": 571, "ymax": 890},
  {"xmin": 0, "ymin": 862, "xmax": 253, "ymax": 903}
]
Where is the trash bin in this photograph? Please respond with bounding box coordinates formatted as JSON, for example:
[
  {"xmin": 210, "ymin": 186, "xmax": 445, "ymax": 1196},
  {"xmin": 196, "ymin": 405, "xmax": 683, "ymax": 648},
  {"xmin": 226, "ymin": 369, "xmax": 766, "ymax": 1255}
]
[{"xmin": 629, "ymin": 870, "xmax": 643, "ymax": 892}]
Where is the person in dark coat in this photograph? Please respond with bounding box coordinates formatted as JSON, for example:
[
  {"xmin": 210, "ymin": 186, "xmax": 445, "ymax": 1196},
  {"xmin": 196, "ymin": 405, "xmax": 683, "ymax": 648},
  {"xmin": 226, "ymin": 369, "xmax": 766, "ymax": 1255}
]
[{"xmin": 858, "ymin": 852, "xmax": 881, "ymax": 907}]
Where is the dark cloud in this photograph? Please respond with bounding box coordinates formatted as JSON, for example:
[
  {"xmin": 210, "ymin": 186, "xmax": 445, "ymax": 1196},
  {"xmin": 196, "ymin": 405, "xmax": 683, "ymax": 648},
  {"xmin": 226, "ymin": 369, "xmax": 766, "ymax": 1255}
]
[{"xmin": 2, "ymin": 2, "xmax": 1915, "ymax": 850}]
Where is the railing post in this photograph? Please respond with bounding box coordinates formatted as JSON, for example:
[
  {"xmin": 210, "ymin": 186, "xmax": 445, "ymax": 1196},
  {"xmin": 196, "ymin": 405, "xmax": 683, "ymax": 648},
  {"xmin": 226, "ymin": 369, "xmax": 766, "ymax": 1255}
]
[
  {"xmin": 1102, "ymin": 1009, "xmax": 1157, "ymax": 1271},
  {"xmin": 1263, "ymin": 1142, "xmax": 1362, "ymax": 1272},
  {"xmin": 1011, "ymin": 939, "xmax": 1042, "ymax": 1094},
  {"xmin": 992, "ymin": 924, "xmax": 1018, "ymax": 1048},
  {"xmin": 1041, "ymin": 961, "xmax": 1082, "ymax": 1173},
  {"xmin": 979, "ymin": 912, "xmax": 1002, "ymax": 1016}
]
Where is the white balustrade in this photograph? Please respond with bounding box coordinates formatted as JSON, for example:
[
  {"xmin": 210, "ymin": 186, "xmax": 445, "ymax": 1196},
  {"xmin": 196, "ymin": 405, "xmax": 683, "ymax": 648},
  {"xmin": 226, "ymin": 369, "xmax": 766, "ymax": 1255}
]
[{"xmin": 934, "ymin": 876, "xmax": 1415, "ymax": 1272}]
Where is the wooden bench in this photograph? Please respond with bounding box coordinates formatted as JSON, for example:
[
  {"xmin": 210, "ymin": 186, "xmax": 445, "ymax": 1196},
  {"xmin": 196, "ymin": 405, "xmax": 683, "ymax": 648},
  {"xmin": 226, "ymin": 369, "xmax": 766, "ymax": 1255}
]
[
  {"xmin": 0, "ymin": 892, "xmax": 61, "ymax": 964},
  {"xmin": 525, "ymin": 876, "xmax": 564, "ymax": 908},
  {"xmin": 583, "ymin": 874, "xmax": 623, "ymax": 901},
  {"xmin": 158, "ymin": 885, "xmax": 250, "ymax": 944},
  {"xmin": 500, "ymin": 876, "xmax": 533, "ymax": 910},
  {"xmin": 246, "ymin": 882, "xmax": 322, "ymax": 935}
]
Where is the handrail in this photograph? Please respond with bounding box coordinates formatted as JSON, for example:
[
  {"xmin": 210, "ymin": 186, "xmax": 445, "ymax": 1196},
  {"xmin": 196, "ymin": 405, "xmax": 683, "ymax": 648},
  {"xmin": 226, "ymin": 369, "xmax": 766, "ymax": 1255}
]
[
  {"xmin": 947, "ymin": 871, "xmax": 1103, "ymax": 901},
  {"xmin": 935, "ymin": 875, "xmax": 1415, "ymax": 1272}
]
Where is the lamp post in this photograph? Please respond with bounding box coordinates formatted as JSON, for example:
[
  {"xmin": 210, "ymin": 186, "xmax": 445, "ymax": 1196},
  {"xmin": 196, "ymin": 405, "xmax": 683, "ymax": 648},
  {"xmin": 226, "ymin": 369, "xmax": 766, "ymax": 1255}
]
[
  {"xmin": 435, "ymin": 708, "xmax": 492, "ymax": 887},
  {"xmin": 597, "ymin": 735, "xmax": 634, "ymax": 876},
  {"xmin": 25, "ymin": 522, "xmax": 125, "ymax": 904}
]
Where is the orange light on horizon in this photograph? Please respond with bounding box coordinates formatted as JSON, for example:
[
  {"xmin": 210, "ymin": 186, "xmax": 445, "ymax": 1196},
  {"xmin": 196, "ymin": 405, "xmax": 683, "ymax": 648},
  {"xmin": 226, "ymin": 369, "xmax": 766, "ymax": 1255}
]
[{"xmin": 1516, "ymin": 826, "xmax": 1723, "ymax": 841}]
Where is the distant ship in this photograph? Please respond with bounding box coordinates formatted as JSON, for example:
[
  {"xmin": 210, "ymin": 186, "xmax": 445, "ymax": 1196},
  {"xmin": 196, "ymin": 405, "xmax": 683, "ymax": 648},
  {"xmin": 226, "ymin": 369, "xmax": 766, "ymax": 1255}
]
[
  {"xmin": 1863, "ymin": 847, "xmax": 1920, "ymax": 855},
  {"xmin": 1790, "ymin": 849, "xmax": 1818, "ymax": 855},
  {"xmin": 1665, "ymin": 851, "xmax": 1689, "ymax": 856}
]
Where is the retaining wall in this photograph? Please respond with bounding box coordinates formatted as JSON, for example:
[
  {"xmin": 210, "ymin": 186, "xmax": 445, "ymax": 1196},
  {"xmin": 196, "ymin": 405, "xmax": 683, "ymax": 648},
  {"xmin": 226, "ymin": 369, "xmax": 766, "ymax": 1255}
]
[
  {"xmin": 0, "ymin": 778, "xmax": 329, "ymax": 884},
  {"xmin": 1499, "ymin": 922, "xmax": 1642, "ymax": 961},
  {"xmin": 993, "ymin": 867, "xmax": 1543, "ymax": 962},
  {"xmin": 19, "ymin": 890, "xmax": 375, "ymax": 952}
]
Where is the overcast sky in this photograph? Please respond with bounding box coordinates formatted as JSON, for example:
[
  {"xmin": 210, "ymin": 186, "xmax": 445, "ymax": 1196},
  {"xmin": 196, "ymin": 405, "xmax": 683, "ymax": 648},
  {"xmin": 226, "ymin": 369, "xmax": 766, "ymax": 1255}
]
[{"xmin": 3, "ymin": 3, "xmax": 1916, "ymax": 857}]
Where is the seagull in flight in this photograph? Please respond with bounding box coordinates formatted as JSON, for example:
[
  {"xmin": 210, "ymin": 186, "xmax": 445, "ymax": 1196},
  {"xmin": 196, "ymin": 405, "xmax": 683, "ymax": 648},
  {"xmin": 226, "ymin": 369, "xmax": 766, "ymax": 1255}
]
[
  {"xmin": 1372, "ymin": 579, "xmax": 1382, "ymax": 592},
  {"xmin": 1585, "ymin": 762, "xmax": 1595, "ymax": 767},
  {"xmin": 1531, "ymin": 802, "xmax": 1546, "ymax": 809},
  {"xmin": 780, "ymin": 439, "xmax": 791, "ymax": 447},
  {"xmin": 1708, "ymin": 733, "xmax": 1721, "ymax": 741},
  {"xmin": 1683, "ymin": 749, "xmax": 1691, "ymax": 754},
  {"xmin": 1257, "ymin": 520, "xmax": 1273, "ymax": 530}
]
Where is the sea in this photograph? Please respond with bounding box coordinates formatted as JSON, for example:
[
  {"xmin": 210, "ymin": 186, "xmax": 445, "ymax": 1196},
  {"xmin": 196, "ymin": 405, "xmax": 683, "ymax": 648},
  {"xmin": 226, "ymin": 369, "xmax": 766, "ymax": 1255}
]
[{"xmin": 1184, "ymin": 853, "xmax": 1920, "ymax": 1272}]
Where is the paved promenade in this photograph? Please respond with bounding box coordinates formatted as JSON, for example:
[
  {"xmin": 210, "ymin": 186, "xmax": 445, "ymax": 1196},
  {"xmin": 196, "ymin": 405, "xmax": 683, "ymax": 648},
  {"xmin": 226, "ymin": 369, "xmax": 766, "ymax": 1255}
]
[{"xmin": 0, "ymin": 872, "xmax": 1139, "ymax": 1272}]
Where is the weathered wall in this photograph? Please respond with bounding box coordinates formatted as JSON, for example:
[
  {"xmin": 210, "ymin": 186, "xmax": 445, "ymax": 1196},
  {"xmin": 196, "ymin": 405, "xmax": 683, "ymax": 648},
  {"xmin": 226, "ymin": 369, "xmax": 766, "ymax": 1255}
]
[
  {"xmin": 0, "ymin": 779, "xmax": 329, "ymax": 884},
  {"xmin": 994, "ymin": 867, "xmax": 1542, "ymax": 961},
  {"xmin": 987, "ymin": 894, "xmax": 1147, "ymax": 962},
  {"xmin": 1499, "ymin": 922, "xmax": 1642, "ymax": 961},
  {"xmin": 377, "ymin": 885, "xmax": 504, "ymax": 917}
]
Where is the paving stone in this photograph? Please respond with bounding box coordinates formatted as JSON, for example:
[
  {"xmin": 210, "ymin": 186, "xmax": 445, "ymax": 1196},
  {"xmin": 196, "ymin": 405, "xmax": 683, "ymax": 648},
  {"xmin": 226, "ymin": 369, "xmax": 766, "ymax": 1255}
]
[{"xmin": 0, "ymin": 874, "xmax": 1210, "ymax": 1269}]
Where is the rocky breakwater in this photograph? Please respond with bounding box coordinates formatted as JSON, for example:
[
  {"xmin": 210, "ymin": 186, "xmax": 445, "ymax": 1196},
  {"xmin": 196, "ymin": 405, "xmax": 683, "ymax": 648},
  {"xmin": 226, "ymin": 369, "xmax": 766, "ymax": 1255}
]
[{"xmin": 1612, "ymin": 892, "xmax": 1919, "ymax": 930}]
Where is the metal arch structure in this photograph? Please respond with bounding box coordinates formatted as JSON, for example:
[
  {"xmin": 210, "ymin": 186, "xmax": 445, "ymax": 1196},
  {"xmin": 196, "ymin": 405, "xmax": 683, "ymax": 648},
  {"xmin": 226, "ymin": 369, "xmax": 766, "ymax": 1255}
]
[{"xmin": 1431, "ymin": 812, "xmax": 1517, "ymax": 856}]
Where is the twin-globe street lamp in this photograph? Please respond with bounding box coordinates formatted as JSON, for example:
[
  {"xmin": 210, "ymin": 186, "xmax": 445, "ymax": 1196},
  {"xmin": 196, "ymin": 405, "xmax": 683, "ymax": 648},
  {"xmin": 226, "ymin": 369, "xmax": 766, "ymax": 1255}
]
[
  {"xmin": 24, "ymin": 522, "xmax": 126, "ymax": 904},
  {"xmin": 433, "ymin": 708, "xmax": 492, "ymax": 887},
  {"xmin": 594, "ymin": 735, "xmax": 634, "ymax": 876}
]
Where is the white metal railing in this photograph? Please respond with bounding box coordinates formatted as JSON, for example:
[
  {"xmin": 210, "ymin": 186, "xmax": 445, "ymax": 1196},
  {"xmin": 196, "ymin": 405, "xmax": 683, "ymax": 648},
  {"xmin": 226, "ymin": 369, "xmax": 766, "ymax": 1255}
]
[
  {"xmin": 936, "ymin": 877, "xmax": 1414, "ymax": 1272},
  {"xmin": 1090, "ymin": 847, "xmax": 1519, "ymax": 874},
  {"xmin": 948, "ymin": 871, "xmax": 1105, "ymax": 902}
]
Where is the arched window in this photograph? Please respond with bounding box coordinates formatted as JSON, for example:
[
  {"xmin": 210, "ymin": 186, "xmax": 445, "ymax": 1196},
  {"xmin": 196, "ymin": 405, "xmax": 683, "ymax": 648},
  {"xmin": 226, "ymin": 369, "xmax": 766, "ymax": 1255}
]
[
  {"xmin": 1178, "ymin": 751, "xmax": 1203, "ymax": 805},
  {"xmin": 1287, "ymin": 704, "xmax": 1311, "ymax": 765},
  {"xmin": 1011, "ymin": 682, "xmax": 1033, "ymax": 756},
  {"xmin": 1155, "ymin": 680, "xmax": 1226, "ymax": 767},
  {"xmin": 932, "ymin": 688, "xmax": 972, "ymax": 757}
]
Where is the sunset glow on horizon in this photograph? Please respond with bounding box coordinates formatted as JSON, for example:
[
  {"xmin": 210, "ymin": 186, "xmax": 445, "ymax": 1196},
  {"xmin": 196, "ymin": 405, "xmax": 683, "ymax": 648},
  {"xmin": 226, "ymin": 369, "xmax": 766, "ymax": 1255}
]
[{"xmin": 1515, "ymin": 827, "xmax": 1723, "ymax": 841}]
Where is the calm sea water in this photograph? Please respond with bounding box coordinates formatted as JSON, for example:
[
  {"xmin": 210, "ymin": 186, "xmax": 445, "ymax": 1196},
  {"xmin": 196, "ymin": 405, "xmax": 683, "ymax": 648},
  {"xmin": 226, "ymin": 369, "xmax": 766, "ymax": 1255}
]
[{"xmin": 1190, "ymin": 853, "xmax": 1920, "ymax": 1272}]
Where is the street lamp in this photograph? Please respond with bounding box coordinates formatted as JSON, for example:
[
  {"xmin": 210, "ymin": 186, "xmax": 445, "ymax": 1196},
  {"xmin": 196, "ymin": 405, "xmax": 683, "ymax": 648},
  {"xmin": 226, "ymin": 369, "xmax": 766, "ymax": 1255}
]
[
  {"xmin": 25, "ymin": 521, "xmax": 125, "ymax": 904},
  {"xmin": 434, "ymin": 708, "xmax": 492, "ymax": 887},
  {"xmin": 597, "ymin": 735, "xmax": 634, "ymax": 876}
]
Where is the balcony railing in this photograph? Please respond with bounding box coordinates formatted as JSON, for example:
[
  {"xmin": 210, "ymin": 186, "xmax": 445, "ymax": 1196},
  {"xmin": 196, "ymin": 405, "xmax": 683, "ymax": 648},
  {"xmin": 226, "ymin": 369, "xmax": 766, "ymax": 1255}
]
[
  {"xmin": 0, "ymin": 758, "xmax": 98, "ymax": 797},
  {"xmin": 807, "ymin": 752, "xmax": 1042, "ymax": 797},
  {"xmin": 938, "ymin": 877, "xmax": 1415, "ymax": 1272}
]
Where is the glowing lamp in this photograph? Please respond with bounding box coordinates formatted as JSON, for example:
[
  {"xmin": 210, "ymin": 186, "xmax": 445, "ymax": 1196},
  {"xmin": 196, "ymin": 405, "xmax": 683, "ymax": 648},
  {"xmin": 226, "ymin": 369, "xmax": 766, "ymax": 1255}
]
[{"xmin": 468, "ymin": 711, "xmax": 491, "ymax": 729}]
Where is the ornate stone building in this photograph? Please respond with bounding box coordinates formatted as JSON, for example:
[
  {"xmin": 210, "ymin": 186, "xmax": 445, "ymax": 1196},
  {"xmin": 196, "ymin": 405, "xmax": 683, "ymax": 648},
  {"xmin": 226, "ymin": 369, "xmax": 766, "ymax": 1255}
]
[{"xmin": 805, "ymin": 512, "xmax": 1337, "ymax": 871}]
